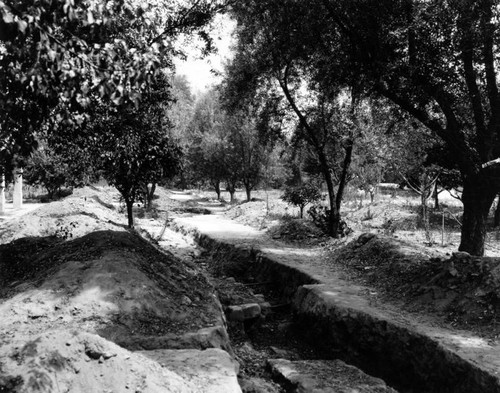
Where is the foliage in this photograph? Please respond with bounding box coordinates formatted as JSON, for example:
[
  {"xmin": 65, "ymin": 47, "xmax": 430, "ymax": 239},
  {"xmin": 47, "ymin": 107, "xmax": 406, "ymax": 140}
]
[
  {"xmin": 281, "ymin": 183, "xmax": 323, "ymax": 218},
  {"xmin": 54, "ymin": 221, "xmax": 77, "ymax": 240},
  {"xmin": 186, "ymin": 89, "xmax": 269, "ymax": 202},
  {"xmin": 261, "ymin": 145, "xmax": 287, "ymax": 190},
  {"xmin": 165, "ymin": 75, "xmax": 196, "ymax": 188},
  {"xmin": 24, "ymin": 140, "xmax": 99, "ymax": 199},
  {"xmin": 0, "ymin": 0, "xmax": 226, "ymax": 172},
  {"xmin": 227, "ymin": 0, "xmax": 500, "ymax": 255},
  {"xmin": 224, "ymin": 0, "xmax": 386, "ymax": 236},
  {"xmin": 186, "ymin": 89, "xmax": 228, "ymax": 198},
  {"xmin": 308, "ymin": 204, "xmax": 352, "ymax": 237},
  {"xmin": 70, "ymin": 73, "xmax": 182, "ymax": 227},
  {"xmin": 226, "ymin": 110, "xmax": 267, "ymax": 201},
  {"xmin": 99, "ymin": 115, "xmax": 181, "ymax": 227},
  {"xmin": 24, "ymin": 149, "xmax": 68, "ymax": 200}
]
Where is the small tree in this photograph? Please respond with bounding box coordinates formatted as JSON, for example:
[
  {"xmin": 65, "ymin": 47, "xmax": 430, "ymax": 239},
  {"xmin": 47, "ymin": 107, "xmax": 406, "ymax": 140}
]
[
  {"xmin": 100, "ymin": 124, "xmax": 180, "ymax": 228},
  {"xmin": 24, "ymin": 149, "xmax": 68, "ymax": 200},
  {"xmin": 186, "ymin": 89, "xmax": 228, "ymax": 199},
  {"xmin": 192, "ymin": 132, "xmax": 227, "ymax": 200},
  {"xmin": 227, "ymin": 111, "xmax": 266, "ymax": 202},
  {"xmin": 24, "ymin": 137, "xmax": 100, "ymax": 200},
  {"xmin": 281, "ymin": 183, "xmax": 323, "ymax": 218}
]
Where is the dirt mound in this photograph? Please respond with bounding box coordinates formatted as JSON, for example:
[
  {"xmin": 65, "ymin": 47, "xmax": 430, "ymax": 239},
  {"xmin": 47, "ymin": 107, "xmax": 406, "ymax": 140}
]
[
  {"xmin": 0, "ymin": 186, "xmax": 125, "ymax": 244},
  {"xmin": 0, "ymin": 330, "xmax": 195, "ymax": 393},
  {"xmin": 330, "ymin": 233, "xmax": 500, "ymax": 335},
  {"xmin": 329, "ymin": 233, "xmax": 444, "ymax": 309},
  {"xmin": 344, "ymin": 200, "xmax": 417, "ymax": 233},
  {"xmin": 0, "ymin": 230, "xmax": 223, "ymax": 350},
  {"xmin": 224, "ymin": 201, "xmax": 270, "ymax": 229},
  {"xmin": 420, "ymin": 252, "xmax": 500, "ymax": 328},
  {"xmin": 0, "ymin": 186, "xmax": 244, "ymax": 392},
  {"xmin": 267, "ymin": 217, "xmax": 326, "ymax": 245}
]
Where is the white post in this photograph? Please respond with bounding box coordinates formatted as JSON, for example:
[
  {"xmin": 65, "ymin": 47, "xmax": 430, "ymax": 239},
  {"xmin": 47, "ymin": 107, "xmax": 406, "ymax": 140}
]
[
  {"xmin": 13, "ymin": 167, "xmax": 23, "ymax": 210},
  {"xmin": 0, "ymin": 172, "xmax": 5, "ymax": 215}
]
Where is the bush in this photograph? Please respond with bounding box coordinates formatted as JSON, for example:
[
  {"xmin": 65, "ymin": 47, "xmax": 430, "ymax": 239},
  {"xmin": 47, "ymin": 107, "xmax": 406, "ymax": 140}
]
[
  {"xmin": 308, "ymin": 204, "xmax": 352, "ymax": 237},
  {"xmin": 281, "ymin": 183, "xmax": 323, "ymax": 218},
  {"xmin": 308, "ymin": 204, "xmax": 330, "ymax": 233}
]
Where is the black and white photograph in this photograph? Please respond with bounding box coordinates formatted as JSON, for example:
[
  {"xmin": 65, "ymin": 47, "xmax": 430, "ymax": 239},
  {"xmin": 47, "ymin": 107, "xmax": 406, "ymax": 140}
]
[{"xmin": 2, "ymin": 1, "xmax": 500, "ymax": 392}]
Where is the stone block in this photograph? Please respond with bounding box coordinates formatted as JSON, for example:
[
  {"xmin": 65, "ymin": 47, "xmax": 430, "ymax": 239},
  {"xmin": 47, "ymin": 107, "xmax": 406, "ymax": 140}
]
[
  {"xmin": 227, "ymin": 304, "xmax": 262, "ymax": 321},
  {"xmin": 241, "ymin": 303, "xmax": 261, "ymax": 319},
  {"xmin": 227, "ymin": 305, "xmax": 244, "ymax": 321},
  {"xmin": 268, "ymin": 358, "xmax": 397, "ymax": 393},
  {"xmin": 142, "ymin": 348, "xmax": 242, "ymax": 393},
  {"xmin": 258, "ymin": 302, "xmax": 272, "ymax": 315},
  {"xmin": 254, "ymin": 294, "xmax": 266, "ymax": 302}
]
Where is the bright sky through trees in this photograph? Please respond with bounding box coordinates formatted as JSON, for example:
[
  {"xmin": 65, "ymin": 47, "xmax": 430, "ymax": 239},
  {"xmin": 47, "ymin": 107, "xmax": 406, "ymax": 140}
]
[{"xmin": 173, "ymin": 13, "xmax": 236, "ymax": 94}]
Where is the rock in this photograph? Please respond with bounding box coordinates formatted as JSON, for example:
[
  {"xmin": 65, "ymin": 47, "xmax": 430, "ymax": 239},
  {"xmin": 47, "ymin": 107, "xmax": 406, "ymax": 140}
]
[
  {"xmin": 269, "ymin": 346, "xmax": 297, "ymax": 359},
  {"xmin": 254, "ymin": 294, "xmax": 266, "ymax": 303},
  {"xmin": 141, "ymin": 348, "xmax": 241, "ymax": 393},
  {"xmin": 258, "ymin": 302, "xmax": 272, "ymax": 315},
  {"xmin": 181, "ymin": 295, "xmax": 193, "ymax": 306},
  {"xmin": 241, "ymin": 303, "xmax": 261, "ymax": 319},
  {"xmin": 227, "ymin": 303, "xmax": 261, "ymax": 321},
  {"xmin": 267, "ymin": 358, "xmax": 398, "ymax": 393},
  {"xmin": 452, "ymin": 251, "xmax": 471, "ymax": 260},
  {"xmin": 84, "ymin": 339, "xmax": 117, "ymax": 360},
  {"xmin": 356, "ymin": 233, "xmax": 377, "ymax": 246},
  {"xmin": 0, "ymin": 330, "xmax": 199, "ymax": 393},
  {"xmin": 238, "ymin": 341, "xmax": 258, "ymax": 356},
  {"xmin": 227, "ymin": 306, "xmax": 244, "ymax": 321},
  {"xmin": 120, "ymin": 326, "xmax": 233, "ymax": 357},
  {"xmin": 239, "ymin": 376, "xmax": 281, "ymax": 393}
]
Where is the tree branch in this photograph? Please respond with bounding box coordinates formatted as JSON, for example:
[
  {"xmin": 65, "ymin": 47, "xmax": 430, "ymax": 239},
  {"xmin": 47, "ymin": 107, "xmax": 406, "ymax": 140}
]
[
  {"xmin": 400, "ymin": 173, "xmax": 422, "ymax": 196},
  {"xmin": 336, "ymin": 138, "xmax": 354, "ymax": 209},
  {"xmin": 480, "ymin": 1, "xmax": 500, "ymax": 153},
  {"xmin": 278, "ymin": 63, "xmax": 320, "ymax": 149},
  {"xmin": 375, "ymin": 84, "xmax": 444, "ymax": 137},
  {"xmin": 458, "ymin": 8, "xmax": 488, "ymax": 153},
  {"xmin": 482, "ymin": 157, "xmax": 500, "ymax": 169}
]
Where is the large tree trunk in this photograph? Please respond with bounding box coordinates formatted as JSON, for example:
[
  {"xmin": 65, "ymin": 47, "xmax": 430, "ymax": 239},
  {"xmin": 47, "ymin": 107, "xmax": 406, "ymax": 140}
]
[
  {"xmin": 336, "ymin": 140, "xmax": 354, "ymax": 210},
  {"xmin": 244, "ymin": 183, "xmax": 252, "ymax": 202},
  {"xmin": 459, "ymin": 177, "xmax": 497, "ymax": 256},
  {"xmin": 433, "ymin": 182, "xmax": 439, "ymax": 210},
  {"xmin": 494, "ymin": 194, "xmax": 500, "ymax": 227},
  {"xmin": 125, "ymin": 198, "xmax": 134, "ymax": 228},
  {"xmin": 227, "ymin": 182, "xmax": 236, "ymax": 203},
  {"xmin": 323, "ymin": 164, "xmax": 340, "ymax": 237},
  {"xmin": 145, "ymin": 183, "xmax": 156, "ymax": 211},
  {"xmin": 214, "ymin": 181, "xmax": 221, "ymax": 200}
]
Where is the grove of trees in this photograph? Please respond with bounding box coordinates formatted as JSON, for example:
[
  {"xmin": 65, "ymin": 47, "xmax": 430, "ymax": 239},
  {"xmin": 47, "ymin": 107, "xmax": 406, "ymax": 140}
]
[
  {"xmin": 1, "ymin": 0, "xmax": 227, "ymax": 226},
  {"xmin": 4, "ymin": 0, "xmax": 500, "ymax": 256},
  {"xmin": 222, "ymin": 0, "xmax": 500, "ymax": 256}
]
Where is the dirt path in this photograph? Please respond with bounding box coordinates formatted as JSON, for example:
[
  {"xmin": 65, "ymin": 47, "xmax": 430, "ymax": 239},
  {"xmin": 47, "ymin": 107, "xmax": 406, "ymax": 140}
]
[{"xmin": 0, "ymin": 202, "xmax": 44, "ymax": 222}]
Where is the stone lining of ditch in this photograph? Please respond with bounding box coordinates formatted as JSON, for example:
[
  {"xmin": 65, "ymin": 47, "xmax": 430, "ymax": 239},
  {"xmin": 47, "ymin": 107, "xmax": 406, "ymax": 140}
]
[
  {"xmin": 172, "ymin": 214, "xmax": 500, "ymax": 393},
  {"xmin": 268, "ymin": 358, "xmax": 398, "ymax": 392}
]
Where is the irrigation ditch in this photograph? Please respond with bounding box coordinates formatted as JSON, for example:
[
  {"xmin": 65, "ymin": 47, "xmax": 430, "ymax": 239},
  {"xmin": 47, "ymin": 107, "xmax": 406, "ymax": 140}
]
[{"xmin": 169, "ymin": 216, "xmax": 500, "ymax": 393}]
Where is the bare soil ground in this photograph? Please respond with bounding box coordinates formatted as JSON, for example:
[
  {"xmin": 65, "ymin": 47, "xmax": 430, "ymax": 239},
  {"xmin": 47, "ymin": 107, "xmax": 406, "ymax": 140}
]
[
  {"xmin": 3, "ymin": 184, "xmax": 500, "ymax": 392},
  {"xmin": 0, "ymin": 186, "xmax": 229, "ymax": 393}
]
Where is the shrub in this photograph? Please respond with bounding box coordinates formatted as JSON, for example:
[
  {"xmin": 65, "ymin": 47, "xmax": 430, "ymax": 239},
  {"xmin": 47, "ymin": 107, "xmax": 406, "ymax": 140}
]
[
  {"xmin": 308, "ymin": 204, "xmax": 352, "ymax": 237},
  {"xmin": 281, "ymin": 183, "xmax": 323, "ymax": 218}
]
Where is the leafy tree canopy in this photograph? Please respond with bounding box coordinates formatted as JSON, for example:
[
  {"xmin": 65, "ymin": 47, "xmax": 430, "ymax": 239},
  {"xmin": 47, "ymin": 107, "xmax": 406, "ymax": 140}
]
[
  {"xmin": 0, "ymin": 0, "xmax": 227, "ymax": 171},
  {"xmin": 227, "ymin": 0, "xmax": 500, "ymax": 255}
]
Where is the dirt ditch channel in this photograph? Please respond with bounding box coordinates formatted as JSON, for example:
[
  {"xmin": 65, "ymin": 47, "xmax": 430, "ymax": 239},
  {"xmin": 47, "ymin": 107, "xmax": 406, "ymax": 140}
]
[{"xmin": 171, "ymin": 214, "xmax": 500, "ymax": 393}]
